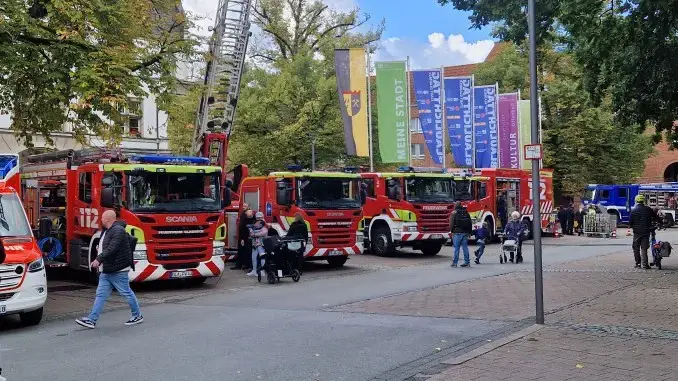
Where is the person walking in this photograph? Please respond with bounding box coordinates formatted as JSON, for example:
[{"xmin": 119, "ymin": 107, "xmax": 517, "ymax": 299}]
[
  {"xmin": 629, "ymin": 195, "xmax": 661, "ymax": 269},
  {"xmin": 566, "ymin": 203, "xmax": 575, "ymax": 235},
  {"xmin": 449, "ymin": 201, "xmax": 473, "ymax": 267},
  {"xmin": 472, "ymin": 222, "xmax": 491, "ymax": 264},
  {"xmin": 557, "ymin": 206, "xmax": 567, "ymax": 236},
  {"xmin": 232, "ymin": 205, "xmax": 255, "ymax": 271},
  {"xmin": 497, "ymin": 191, "xmax": 508, "ymax": 230},
  {"xmin": 76, "ymin": 210, "xmax": 143, "ymax": 329},
  {"xmin": 504, "ymin": 211, "xmax": 526, "ymax": 263},
  {"xmin": 247, "ymin": 212, "xmax": 268, "ymax": 277}
]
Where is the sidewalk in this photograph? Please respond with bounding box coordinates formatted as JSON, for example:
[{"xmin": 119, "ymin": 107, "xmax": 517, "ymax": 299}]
[{"xmin": 427, "ymin": 251, "xmax": 678, "ymax": 380}]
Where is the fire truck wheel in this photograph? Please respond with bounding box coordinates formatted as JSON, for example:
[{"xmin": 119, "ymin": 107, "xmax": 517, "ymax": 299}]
[
  {"xmin": 420, "ymin": 242, "xmax": 443, "ymax": 256},
  {"xmin": 327, "ymin": 256, "xmax": 348, "ymax": 268},
  {"xmin": 371, "ymin": 226, "xmax": 395, "ymax": 257},
  {"xmin": 20, "ymin": 308, "xmax": 43, "ymax": 326}
]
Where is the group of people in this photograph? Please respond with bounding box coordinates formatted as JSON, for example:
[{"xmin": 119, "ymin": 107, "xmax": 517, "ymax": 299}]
[
  {"xmin": 557, "ymin": 203, "xmax": 577, "ymax": 235},
  {"xmin": 231, "ymin": 203, "xmax": 308, "ymax": 276},
  {"xmin": 449, "ymin": 201, "xmax": 527, "ymax": 267}
]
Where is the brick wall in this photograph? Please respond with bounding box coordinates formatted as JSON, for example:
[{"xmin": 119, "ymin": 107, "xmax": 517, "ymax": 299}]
[{"xmin": 638, "ymin": 140, "xmax": 678, "ymax": 183}]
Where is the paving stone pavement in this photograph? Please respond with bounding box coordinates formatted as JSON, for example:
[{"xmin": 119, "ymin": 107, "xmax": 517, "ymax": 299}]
[{"xmin": 367, "ymin": 250, "xmax": 678, "ymax": 381}]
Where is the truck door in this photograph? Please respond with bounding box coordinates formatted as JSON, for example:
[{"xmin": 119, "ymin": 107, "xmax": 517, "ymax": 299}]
[{"xmin": 618, "ymin": 186, "xmax": 630, "ymax": 222}]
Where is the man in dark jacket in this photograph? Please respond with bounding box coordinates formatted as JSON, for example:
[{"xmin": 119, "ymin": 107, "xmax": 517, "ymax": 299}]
[
  {"xmin": 76, "ymin": 210, "xmax": 142, "ymax": 329},
  {"xmin": 629, "ymin": 195, "xmax": 661, "ymax": 269},
  {"xmin": 566, "ymin": 204, "xmax": 575, "ymax": 235},
  {"xmin": 232, "ymin": 204, "xmax": 255, "ymax": 270},
  {"xmin": 449, "ymin": 201, "xmax": 473, "ymax": 267}
]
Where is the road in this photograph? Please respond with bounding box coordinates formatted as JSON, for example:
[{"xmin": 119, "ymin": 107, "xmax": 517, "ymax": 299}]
[{"xmin": 0, "ymin": 233, "xmax": 663, "ymax": 381}]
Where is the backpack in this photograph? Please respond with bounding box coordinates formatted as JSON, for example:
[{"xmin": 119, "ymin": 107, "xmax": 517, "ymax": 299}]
[
  {"xmin": 128, "ymin": 234, "xmax": 138, "ymax": 271},
  {"xmin": 660, "ymin": 241, "xmax": 672, "ymax": 258},
  {"xmin": 454, "ymin": 208, "xmax": 473, "ymax": 233}
]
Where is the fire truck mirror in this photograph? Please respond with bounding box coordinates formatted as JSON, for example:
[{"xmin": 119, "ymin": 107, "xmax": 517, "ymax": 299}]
[
  {"xmin": 276, "ymin": 182, "xmax": 292, "ymax": 206},
  {"xmin": 0, "ymin": 240, "xmax": 5, "ymax": 264},
  {"xmin": 101, "ymin": 188, "xmax": 115, "ymax": 208}
]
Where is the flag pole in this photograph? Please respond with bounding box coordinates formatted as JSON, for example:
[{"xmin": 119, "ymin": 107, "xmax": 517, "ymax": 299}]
[
  {"xmin": 471, "ymin": 74, "xmax": 476, "ymax": 170},
  {"xmin": 441, "ymin": 66, "xmax": 447, "ymax": 170},
  {"xmin": 406, "ymin": 56, "xmax": 412, "ymax": 167},
  {"xmin": 366, "ymin": 46, "xmax": 374, "ymax": 171}
]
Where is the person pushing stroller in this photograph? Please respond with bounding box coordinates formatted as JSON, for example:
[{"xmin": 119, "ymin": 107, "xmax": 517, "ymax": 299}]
[{"xmin": 503, "ymin": 211, "xmax": 526, "ymax": 263}]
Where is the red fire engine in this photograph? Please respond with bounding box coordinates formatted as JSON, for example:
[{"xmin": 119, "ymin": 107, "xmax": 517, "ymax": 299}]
[
  {"xmin": 360, "ymin": 167, "xmax": 489, "ymax": 256},
  {"xmin": 19, "ymin": 149, "xmax": 227, "ymax": 283},
  {"xmin": 456, "ymin": 168, "xmax": 555, "ymax": 236},
  {"xmin": 223, "ymin": 168, "xmax": 364, "ymax": 267}
]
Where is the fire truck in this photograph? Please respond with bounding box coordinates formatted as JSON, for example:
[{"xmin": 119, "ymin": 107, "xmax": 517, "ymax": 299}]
[
  {"xmin": 19, "ymin": 149, "xmax": 227, "ymax": 283},
  {"xmin": 459, "ymin": 168, "xmax": 555, "ymax": 237},
  {"xmin": 0, "ymin": 154, "xmax": 47, "ymax": 325},
  {"xmin": 360, "ymin": 167, "xmax": 489, "ymax": 256},
  {"xmin": 223, "ymin": 168, "xmax": 364, "ymax": 267}
]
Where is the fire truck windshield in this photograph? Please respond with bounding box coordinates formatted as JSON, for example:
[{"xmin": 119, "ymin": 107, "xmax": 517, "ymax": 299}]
[
  {"xmin": 405, "ymin": 178, "xmax": 457, "ymax": 203},
  {"xmin": 583, "ymin": 188, "xmax": 595, "ymax": 202},
  {"xmin": 0, "ymin": 194, "xmax": 32, "ymax": 237},
  {"xmin": 126, "ymin": 172, "xmax": 221, "ymax": 213},
  {"xmin": 297, "ymin": 178, "xmax": 361, "ymax": 210},
  {"xmin": 453, "ymin": 180, "xmax": 474, "ymax": 201}
]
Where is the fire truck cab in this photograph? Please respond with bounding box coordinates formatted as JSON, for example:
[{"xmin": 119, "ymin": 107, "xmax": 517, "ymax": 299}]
[
  {"xmin": 462, "ymin": 168, "xmax": 555, "ymax": 237},
  {"xmin": 0, "ymin": 154, "xmax": 47, "ymax": 326},
  {"xmin": 20, "ymin": 149, "xmax": 227, "ymax": 283},
  {"xmin": 232, "ymin": 168, "xmax": 364, "ymax": 267},
  {"xmin": 361, "ymin": 167, "xmax": 488, "ymax": 256}
]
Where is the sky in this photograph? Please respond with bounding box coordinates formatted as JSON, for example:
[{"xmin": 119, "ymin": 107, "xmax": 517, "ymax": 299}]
[{"xmin": 182, "ymin": 0, "xmax": 496, "ymax": 70}]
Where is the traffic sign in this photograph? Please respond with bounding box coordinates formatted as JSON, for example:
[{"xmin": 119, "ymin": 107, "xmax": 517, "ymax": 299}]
[{"xmin": 524, "ymin": 144, "xmax": 543, "ymax": 160}]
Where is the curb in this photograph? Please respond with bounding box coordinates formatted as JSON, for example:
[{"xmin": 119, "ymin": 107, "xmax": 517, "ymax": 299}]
[{"xmin": 441, "ymin": 324, "xmax": 543, "ymax": 366}]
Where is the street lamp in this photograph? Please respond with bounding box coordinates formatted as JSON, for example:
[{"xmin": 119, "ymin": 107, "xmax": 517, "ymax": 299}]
[{"xmin": 528, "ymin": 0, "xmax": 545, "ymax": 325}]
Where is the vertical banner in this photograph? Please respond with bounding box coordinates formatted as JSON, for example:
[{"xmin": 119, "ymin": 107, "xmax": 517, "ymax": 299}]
[
  {"xmin": 412, "ymin": 70, "xmax": 444, "ymax": 165},
  {"xmin": 473, "ymin": 84, "xmax": 499, "ymax": 168},
  {"xmin": 444, "ymin": 76, "xmax": 474, "ymax": 167},
  {"xmin": 334, "ymin": 48, "xmax": 369, "ymax": 157},
  {"xmin": 519, "ymin": 99, "xmax": 532, "ymax": 169},
  {"xmin": 375, "ymin": 61, "xmax": 409, "ymax": 163},
  {"xmin": 498, "ymin": 93, "xmax": 520, "ymax": 168}
]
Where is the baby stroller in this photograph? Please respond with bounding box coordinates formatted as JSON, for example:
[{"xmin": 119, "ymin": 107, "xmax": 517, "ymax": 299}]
[{"xmin": 257, "ymin": 236, "xmax": 305, "ymax": 284}]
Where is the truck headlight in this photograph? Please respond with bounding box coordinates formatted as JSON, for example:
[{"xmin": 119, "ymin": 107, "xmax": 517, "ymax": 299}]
[
  {"xmin": 133, "ymin": 250, "xmax": 147, "ymax": 260},
  {"xmin": 404, "ymin": 226, "xmax": 418, "ymax": 232},
  {"xmin": 212, "ymin": 246, "xmax": 224, "ymax": 257},
  {"xmin": 28, "ymin": 257, "xmax": 44, "ymax": 273}
]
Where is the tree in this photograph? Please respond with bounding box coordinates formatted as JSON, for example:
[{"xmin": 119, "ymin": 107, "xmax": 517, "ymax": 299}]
[
  {"xmin": 474, "ymin": 44, "xmax": 653, "ymax": 195},
  {"xmin": 0, "ymin": 0, "xmax": 200, "ymax": 147},
  {"xmin": 166, "ymin": 84, "xmax": 201, "ymax": 155},
  {"xmin": 228, "ymin": 0, "xmax": 383, "ymax": 174},
  {"xmin": 438, "ymin": 0, "xmax": 678, "ymax": 145}
]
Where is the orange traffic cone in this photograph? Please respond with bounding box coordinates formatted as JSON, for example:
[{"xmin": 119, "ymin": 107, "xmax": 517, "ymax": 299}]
[{"xmin": 611, "ymin": 230, "xmax": 617, "ymax": 239}]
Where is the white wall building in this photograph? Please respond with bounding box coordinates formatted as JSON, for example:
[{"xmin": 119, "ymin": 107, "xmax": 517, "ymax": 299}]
[{"xmin": 0, "ymin": 93, "xmax": 171, "ymax": 154}]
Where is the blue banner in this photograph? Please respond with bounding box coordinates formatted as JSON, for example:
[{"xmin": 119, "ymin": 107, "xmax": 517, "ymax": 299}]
[
  {"xmin": 444, "ymin": 77, "xmax": 474, "ymax": 167},
  {"xmin": 474, "ymin": 85, "xmax": 499, "ymax": 168},
  {"xmin": 413, "ymin": 70, "xmax": 444, "ymax": 165}
]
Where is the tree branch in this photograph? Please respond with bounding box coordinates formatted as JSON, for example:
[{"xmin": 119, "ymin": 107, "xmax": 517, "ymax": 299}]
[{"xmin": 309, "ymin": 21, "xmax": 355, "ymax": 51}]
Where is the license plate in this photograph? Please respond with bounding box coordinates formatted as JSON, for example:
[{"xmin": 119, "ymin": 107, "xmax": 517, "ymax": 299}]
[
  {"xmin": 170, "ymin": 271, "xmax": 192, "ymax": 279},
  {"xmin": 329, "ymin": 250, "xmax": 342, "ymax": 256},
  {"xmin": 0, "ymin": 305, "xmax": 5, "ymax": 314},
  {"xmin": 431, "ymin": 234, "xmax": 444, "ymax": 239}
]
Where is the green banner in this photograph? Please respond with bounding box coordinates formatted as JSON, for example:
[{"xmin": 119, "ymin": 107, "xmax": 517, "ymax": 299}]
[
  {"xmin": 376, "ymin": 61, "xmax": 409, "ymax": 163},
  {"xmin": 519, "ymin": 99, "xmax": 532, "ymax": 170}
]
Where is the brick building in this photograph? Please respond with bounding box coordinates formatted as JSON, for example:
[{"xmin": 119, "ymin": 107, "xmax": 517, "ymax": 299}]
[{"xmin": 638, "ymin": 136, "xmax": 678, "ymax": 183}]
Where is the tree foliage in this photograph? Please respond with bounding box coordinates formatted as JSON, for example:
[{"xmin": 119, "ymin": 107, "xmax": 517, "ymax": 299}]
[
  {"xmin": 438, "ymin": 0, "xmax": 678, "ymax": 145},
  {"xmin": 166, "ymin": 84, "xmax": 201, "ymax": 155},
  {"xmin": 0, "ymin": 0, "xmax": 199, "ymax": 146},
  {"xmin": 474, "ymin": 44, "xmax": 653, "ymax": 195},
  {"xmin": 228, "ymin": 0, "xmax": 383, "ymax": 174}
]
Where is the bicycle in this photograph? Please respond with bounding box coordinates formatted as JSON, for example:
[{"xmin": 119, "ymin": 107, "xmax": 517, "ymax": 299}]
[{"xmin": 650, "ymin": 225, "xmax": 671, "ymax": 270}]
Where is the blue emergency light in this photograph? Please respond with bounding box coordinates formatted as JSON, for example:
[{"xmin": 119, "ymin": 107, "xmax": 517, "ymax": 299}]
[
  {"xmin": 287, "ymin": 164, "xmax": 303, "ymax": 172},
  {"xmin": 0, "ymin": 155, "xmax": 18, "ymax": 180},
  {"xmin": 343, "ymin": 166, "xmax": 358, "ymax": 173},
  {"xmin": 129, "ymin": 155, "xmax": 210, "ymax": 165}
]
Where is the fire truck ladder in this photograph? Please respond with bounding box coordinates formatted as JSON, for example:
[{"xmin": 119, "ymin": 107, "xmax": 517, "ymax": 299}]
[{"xmin": 193, "ymin": 0, "xmax": 254, "ymax": 153}]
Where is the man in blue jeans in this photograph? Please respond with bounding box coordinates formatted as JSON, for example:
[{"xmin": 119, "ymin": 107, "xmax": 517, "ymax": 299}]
[
  {"xmin": 76, "ymin": 210, "xmax": 143, "ymax": 329},
  {"xmin": 449, "ymin": 201, "xmax": 473, "ymax": 267}
]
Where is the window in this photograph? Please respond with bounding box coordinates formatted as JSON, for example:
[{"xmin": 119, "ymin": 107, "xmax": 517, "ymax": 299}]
[
  {"xmin": 600, "ymin": 189, "xmax": 610, "ymax": 199},
  {"xmin": 618, "ymin": 188, "xmax": 628, "ymax": 199},
  {"xmin": 362, "ymin": 179, "xmax": 375, "ymax": 198},
  {"xmin": 410, "ymin": 118, "xmax": 423, "ymax": 133},
  {"xmin": 102, "ymin": 172, "xmax": 122, "ymax": 206},
  {"xmin": 243, "ymin": 191, "xmax": 260, "ymax": 212},
  {"xmin": 78, "ymin": 172, "xmax": 92, "ymax": 203},
  {"xmin": 411, "ymin": 143, "xmax": 425, "ymax": 160}
]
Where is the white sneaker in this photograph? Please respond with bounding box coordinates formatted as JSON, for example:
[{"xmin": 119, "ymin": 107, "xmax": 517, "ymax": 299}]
[{"xmin": 247, "ymin": 271, "xmax": 257, "ymax": 276}]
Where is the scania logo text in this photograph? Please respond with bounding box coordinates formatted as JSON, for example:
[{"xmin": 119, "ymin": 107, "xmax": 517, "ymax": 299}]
[
  {"xmin": 326, "ymin": 212, "xmax": 345, "ymax": 217},
  {"xmin": 165, "ymin": 216, "xmax": 199, "ymax": 223}
]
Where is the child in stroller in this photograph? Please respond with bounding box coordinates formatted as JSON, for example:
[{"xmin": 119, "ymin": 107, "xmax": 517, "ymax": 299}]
[
  {"xmin": 257, "ymin": 236, "xmax": 305, "ymax": 284},
  {"xmin": 501, "ymin": 211, "xmax": 527, "ymax": 264}
]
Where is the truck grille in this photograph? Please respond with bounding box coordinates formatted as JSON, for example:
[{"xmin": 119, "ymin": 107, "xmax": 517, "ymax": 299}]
[
  {"xmin": 151, "ymin": 225, "xmax": 209, "ymax": 240},
  {"xmin": 314, "ymin": 232, "xmax": 354, "ymax": 247},
  {"xmin": 0, "ymin": 292, "xmax": 15, "ymax": 302},
  {"xmin": 0, "ymin": 264, "xmax": 24, "ymax": 290},
  {"xmin": 415, "ymin": 207, "xmax": 453, "ymax": 233},
  {"xmin": 152, "ymin": 246, "xmax": 209, "ymax": 262}
]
